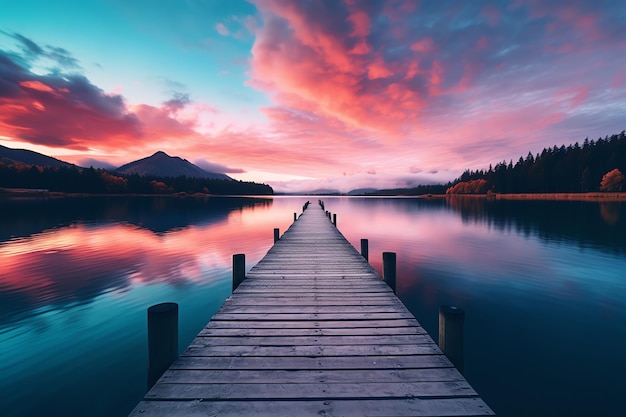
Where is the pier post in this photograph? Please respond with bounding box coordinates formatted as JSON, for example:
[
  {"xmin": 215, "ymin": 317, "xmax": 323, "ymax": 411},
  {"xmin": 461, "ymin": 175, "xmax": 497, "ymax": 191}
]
[
  {"xmin": 438, "ymin": 306, "xmax": 465, "ymax": 373},
  {"xmin": 382, "ymin": 252, "xmax": 396, "ymax": 293},
  {"xmin": 332, "ymin": 213, "xmax": 337, "ymax": 226},
  {"xmin": 361, "ymin": 239, "xmax": 369, "ymax": 261},
  {"xmin": 274, "ymin": 228, "xmax": 280, "ymax": 243},
  {"xmin": 232, "ymin": 254, "xmax": 245, "ymax": 291},
  {"xmin": 147, "ymin": 302, "xmax": 178, "ymax": 390},
  {"xmin": 294, "ymin": 212, "xmax": 297, "ymax": 222}
]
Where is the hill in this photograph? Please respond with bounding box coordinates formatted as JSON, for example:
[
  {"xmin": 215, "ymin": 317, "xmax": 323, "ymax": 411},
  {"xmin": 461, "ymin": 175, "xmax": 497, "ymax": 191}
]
[
  {"xmin": 117, "ymin": 151, "xmax": 231, "ymax": 180},
  {"xmin": 0, "ymin": 146, "xmax": 272, "ymax": 195},
  {"xmin": 0, "ymin": 144, "xmax": 75, "ymax": 168}
]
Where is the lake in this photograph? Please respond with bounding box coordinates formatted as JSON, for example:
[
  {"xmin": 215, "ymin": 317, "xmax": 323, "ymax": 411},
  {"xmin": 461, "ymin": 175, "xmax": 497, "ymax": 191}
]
[{"xmin": 1, "ymin": 195, "xmax": 625, "ymax": 416}]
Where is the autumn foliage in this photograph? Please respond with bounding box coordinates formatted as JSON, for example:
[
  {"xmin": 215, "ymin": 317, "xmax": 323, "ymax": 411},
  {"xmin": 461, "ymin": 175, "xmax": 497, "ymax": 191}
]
[
  {"xmin": 446, "ymin": 179, "xmax": 488, "ymax": 194},
  {"xmin": 600, "ymin": 169, "xmax": 624, "ymax": 192}
]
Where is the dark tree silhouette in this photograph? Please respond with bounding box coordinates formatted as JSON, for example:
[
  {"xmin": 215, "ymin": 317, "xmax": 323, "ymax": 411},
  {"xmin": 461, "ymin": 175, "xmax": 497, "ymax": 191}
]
[
  {"xmin": 0, "ymin": 163, "xmax": 273, "ymax": 195},
  {"xmin": 446, "ymin": 131, "xmax": 626, "ymax": 194}
]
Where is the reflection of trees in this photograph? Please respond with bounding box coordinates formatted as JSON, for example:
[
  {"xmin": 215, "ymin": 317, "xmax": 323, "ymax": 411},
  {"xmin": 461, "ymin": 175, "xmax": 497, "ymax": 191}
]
[
  {"xmin": 446, "ymin": 197, "xmax": 626, "ymax": 254},
  {"xmin": 599, "ymin": 202, "xmax": 621, "ymax": 225},
  {"xmin": 0, "ymin": 196, "xmax": 272, "ymax": 240},
  {"xmin": 0, "ymin": 196, "xmax": 273, "ymax": 328}
]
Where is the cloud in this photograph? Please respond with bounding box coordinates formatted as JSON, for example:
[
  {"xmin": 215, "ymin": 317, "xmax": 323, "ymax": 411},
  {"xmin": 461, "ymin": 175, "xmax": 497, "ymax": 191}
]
[
  {"xmin": 0, "ymin": 36, "xmax": 202, "ymax": 153},
  {"xmin": 242, "ymin": 0, "xmax": 626, "ymax": 182},
  {"xmin": 77, "ymin": 158, "xmax": 118, "ymax": 170},
  {"xmin": 3, "ymin": 31, "xmax": 81, "ymax": 69},
  {"xmin": 192, "ymin": 158, "xmax": 245, "ymax": 174},
  {"xmin": 270, "ymin": 172, "xmax": 447, "ymax": 194},
  {"xmin": 0, "ymin": 50, "xmax": 143, "ymax": 150},
  {"xmin": 215, "ymin": 23, "xmax": 229, "ymax": 36},
  {"xmin": 163, "ymin": 92, "xmax": 191, "ymax": 113}
]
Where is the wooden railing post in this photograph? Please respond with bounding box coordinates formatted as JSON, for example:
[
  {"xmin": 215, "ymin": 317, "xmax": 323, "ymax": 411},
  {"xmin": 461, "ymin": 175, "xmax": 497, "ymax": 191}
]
[
  {"xmin": 439, "ymin": 306, "xmax": 465, "ymax": 373},
  {"xmin": 294, "ymin": 212, "xmax": 297, "ymax": 222},
  {"xmin": 361, "ymin": 239, "xmax": 369, "ymax": 261},
  {"xmin": 232, "ymin": 254, "xmax": 245, "ymax": 291},
  {"xmin": 382, "ymin": 252, "xmax": 396, "ymax": 293},
  {"xmin": 274, "ymin": 228, "xmax": 280, "ymax": 243},
  {"xmin": 147, "ymin": 302, "xmax": 178, "ymax": 390},
  {"xmin": 332, "ymin": 213, "xmax": 337, "ymax": 226}
]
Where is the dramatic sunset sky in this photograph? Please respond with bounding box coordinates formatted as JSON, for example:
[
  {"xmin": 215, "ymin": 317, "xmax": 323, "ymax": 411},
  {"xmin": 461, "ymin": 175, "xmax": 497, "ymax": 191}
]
[{"xmin": 1, "ymin": 1, "xmax": 625, "ymax": 193}]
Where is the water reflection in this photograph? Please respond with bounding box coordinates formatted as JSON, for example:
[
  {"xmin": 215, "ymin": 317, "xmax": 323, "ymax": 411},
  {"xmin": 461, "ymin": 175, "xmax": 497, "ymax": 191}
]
[
  {"xmin": 0, "ymin": 196, "xmax": 276, "ymax": 328},
  {"xmin": 0, "ymin": 196, "xmax": 311, "ymax": 417},
  {"xmin": 0, "ymin": 195, "xmax": 272, "ymax": 239},
  {"xmin": 326, "ymin": 196, "xmax": 626, "ymax": 417},
  {"xmin": 445, "ymin": 196, "xmax": 626, "ymax": 254},
  {"xmin": 2, "ymin": 196, "xmax": 625, "ymax": 417}
]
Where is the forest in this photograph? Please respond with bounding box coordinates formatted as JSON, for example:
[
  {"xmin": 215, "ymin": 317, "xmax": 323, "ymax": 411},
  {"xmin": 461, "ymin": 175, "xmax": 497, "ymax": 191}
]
[
  {"xmin": 447, "ymin": 131, "xmax": 626, "ymax": 194},
  {"xmin": 0, "ymin": 164, "xmax": 273, "ymax": 195},
  {"xmin": 369, "ymin": 130, "xmax": 626, "ymax": 195}
]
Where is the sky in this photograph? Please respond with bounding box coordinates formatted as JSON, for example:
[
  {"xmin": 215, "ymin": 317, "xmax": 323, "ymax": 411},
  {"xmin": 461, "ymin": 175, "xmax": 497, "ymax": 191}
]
[{"xmin": 1, "ymin": 0, "xmax": 625, "ymax": 193}]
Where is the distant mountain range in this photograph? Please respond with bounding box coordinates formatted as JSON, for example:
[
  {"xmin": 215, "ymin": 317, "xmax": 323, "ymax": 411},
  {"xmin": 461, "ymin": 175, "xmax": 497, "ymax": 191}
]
[
  {"xmin": 0, "ymin": 144, "xmax": 76, "ymax": 168},
  {"xmin": 0, "ymin": 145, "xmax": 232, "ymax": 180}
]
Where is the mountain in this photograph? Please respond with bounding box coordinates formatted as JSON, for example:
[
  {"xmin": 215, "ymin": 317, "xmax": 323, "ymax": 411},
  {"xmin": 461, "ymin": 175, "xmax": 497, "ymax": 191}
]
[
  {"xmin": 348, "ymin": 188, "xmax": 378, "ymax": 196},
  {"xmin": 0, "ymin": 144, "xmax": 76, "ymax": 168},
  {"xmin": 116, "ymin": 151, "xmax": 231, "ymax": 180}
]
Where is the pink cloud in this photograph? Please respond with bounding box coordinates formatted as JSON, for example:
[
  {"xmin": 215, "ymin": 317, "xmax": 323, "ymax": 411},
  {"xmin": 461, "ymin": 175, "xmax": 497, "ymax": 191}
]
[
  {"xmin": 347, "ymin": 10, "xmax": 370, "ymax": 37},
  {"xmin": 215, "ymin": 23, "xmax": 229, "ymax": 36},
  {"xmin": 248, "ymin": 1, "xmax": 440, "ymax": 135},
  {"xmin": 18, "ymin": 80, "xmax": 55, "ymax": 93},
  {"xmin": 410, "ymin": 38, "xmax": 435, "ymax": 53}
]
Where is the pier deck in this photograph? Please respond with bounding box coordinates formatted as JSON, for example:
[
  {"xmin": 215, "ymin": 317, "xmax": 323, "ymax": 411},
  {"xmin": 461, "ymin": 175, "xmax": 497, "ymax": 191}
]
[{"xmin": 129, "ymin": 202, "xmax": 494, "ymax": 416}]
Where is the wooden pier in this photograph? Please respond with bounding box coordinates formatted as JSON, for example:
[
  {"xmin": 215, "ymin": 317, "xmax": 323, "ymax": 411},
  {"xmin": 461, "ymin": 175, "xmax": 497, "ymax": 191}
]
[{"xmin": 129, "ymin": 202, "xmax": 494, "ymax": 416}]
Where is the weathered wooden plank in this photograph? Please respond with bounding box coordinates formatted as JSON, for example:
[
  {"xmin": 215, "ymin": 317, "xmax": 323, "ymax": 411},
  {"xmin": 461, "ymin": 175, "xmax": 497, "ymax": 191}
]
[
  {"xmin": 222, "ymin": 297, "xmax": 404, "ymax": 306},
  {"xmin": 199, "ymin": 326, "xmax": 427, "ymax": 337},
  {"xmin": 217, "ymin": 305, "xmax": 410, "ymax": 314},
  {"xmin": 210, "ymin": 312, "xmax": 415, "ymax": 320},
  {"xmin": 168, "ymin": 355, "xmax": 455, "ymax": 370},
  {"xmin": 190, "ymin": 334, "xmax": 433, "ymax": 346},
  {"xmin": 204, "ymin": 318, "xmax": 421, "ymax": 329},
  {"xmin": 182, "ymin": 344, "xmax": 441, "ymax": 357},
  {"xmin": 129, "ymin": 398, "xmax": 495, "ymax": 417},
  {"xmin": 166, "ymin": 367, "xmax": 461, "ymax": 384},
  {"xmin": 145, "ymin": 380, "xmax": 477, "ymax": 400},
  {"xmin": 161, "ymin": 368, "xmax": 465, "ymax": 384},
  {"xmin": 235, "ymin": 285, "xmax": 391, "ymax": 292},
  {"xmin": 232, "ymin": 289, "xmax": 393, "ymax": 294}
]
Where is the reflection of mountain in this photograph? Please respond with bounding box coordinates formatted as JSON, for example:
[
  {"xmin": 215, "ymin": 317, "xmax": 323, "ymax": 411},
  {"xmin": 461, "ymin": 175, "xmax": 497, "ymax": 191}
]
[
  {"xmin": 0, "ymin": 196, "xmax": 272, "ymax": 240},
  {"xmin": 0, "ymin": 196, "xmax": 272, "ymax": 328},
  {"xmin": 446, "ymin": 196, "xmax": 626, "ymax": 254}
]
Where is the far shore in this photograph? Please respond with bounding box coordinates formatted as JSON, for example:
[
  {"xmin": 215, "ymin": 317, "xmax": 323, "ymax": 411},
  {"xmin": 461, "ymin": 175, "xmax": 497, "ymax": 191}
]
[
  {"xmin": 423, "ymin": 192, "xmax": 626, "ymax": 201},
  {"xmin": 0, "ymin": 188, "xmax": 273, "ymax": 198}
]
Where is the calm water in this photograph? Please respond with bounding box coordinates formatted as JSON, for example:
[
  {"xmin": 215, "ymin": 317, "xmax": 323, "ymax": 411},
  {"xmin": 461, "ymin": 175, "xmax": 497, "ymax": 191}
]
[{"xmin": 1, "ymin": 195, "xmax": 625, "ymax": 416}]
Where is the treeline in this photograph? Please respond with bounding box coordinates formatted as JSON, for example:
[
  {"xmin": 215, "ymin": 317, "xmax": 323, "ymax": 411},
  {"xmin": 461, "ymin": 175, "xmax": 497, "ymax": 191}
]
[
  {"xmin": 448, "ymin": 131, "xmax": 626, "ymax": 194},
  {"xmin": 0, "ymin": 163, "xmax": 273, "ymax": 195},
  {"xmin": 366, "ymin": 184, "xmax": 449, "ymax": 196}
]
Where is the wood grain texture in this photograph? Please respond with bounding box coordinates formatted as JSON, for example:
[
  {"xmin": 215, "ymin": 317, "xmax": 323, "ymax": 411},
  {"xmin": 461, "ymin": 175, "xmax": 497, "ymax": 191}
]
[{"xmin": 128, "ymin": 203, "xmax": 494, "ymax": 416}]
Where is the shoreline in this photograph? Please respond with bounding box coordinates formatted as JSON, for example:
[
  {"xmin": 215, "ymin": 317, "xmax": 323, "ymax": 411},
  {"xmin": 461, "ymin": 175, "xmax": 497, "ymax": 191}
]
[
  {"xmin": 0, "ymin": 188, "xmax": 273, "ymax": 198},
  {"xmin": 427, "ymin": 192, "xmax": 626, "ymax": 201}
]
